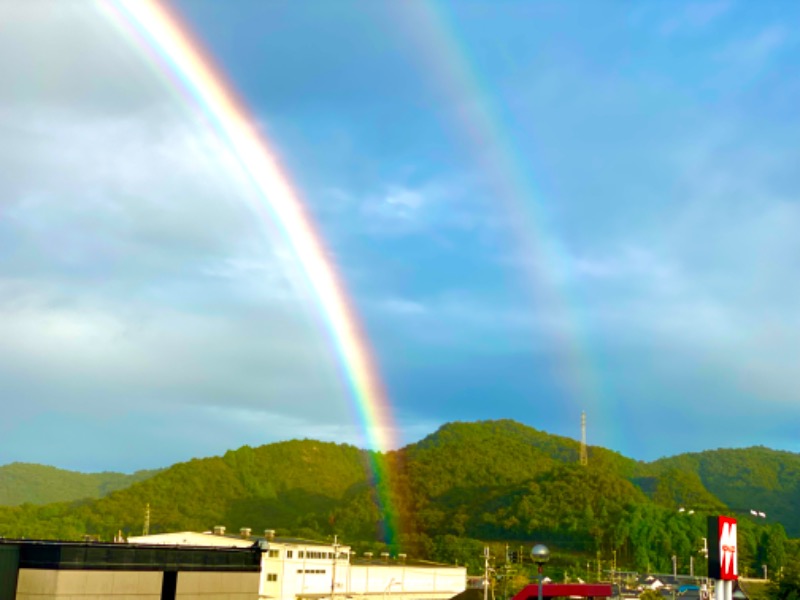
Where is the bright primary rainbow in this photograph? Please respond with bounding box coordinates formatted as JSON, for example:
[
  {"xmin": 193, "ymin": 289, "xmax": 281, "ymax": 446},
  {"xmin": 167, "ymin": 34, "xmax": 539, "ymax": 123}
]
[{"xmin": 101, "ymin": 0, "xmax": 402, "ymax": 543}]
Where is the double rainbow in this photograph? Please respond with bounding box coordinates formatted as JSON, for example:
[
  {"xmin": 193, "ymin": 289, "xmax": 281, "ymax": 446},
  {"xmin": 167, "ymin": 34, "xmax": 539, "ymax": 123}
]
[{"xmin": 102, "ymin": 1, "xmax": 402, "ymax": 543}]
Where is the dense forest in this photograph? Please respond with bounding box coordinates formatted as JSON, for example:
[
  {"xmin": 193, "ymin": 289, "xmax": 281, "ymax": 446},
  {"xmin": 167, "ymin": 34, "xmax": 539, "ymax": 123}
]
[{"xmin": 1, "ymin": 419, "xmax": 798, "ymax": 583}]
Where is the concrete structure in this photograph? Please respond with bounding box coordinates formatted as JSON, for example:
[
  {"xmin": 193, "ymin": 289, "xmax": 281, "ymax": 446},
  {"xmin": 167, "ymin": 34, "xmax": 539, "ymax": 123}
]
[
  {"xmin": 348, "ymin": 557, "xmax": 468, "ymax": 599},
  {"xmin": 130, "ymin": 530, "xmax": 467, "ymax": 600},
  {"xmin": 0, "ymin": 530, "xmax": 466, "ymax": 600},
  {"xmin": 130, "ymin": 530, "xmax": 352, "ymax": 600},
  {"xmin": 0, "ymin": 539, "xmax": 260, "ymax": 600}
]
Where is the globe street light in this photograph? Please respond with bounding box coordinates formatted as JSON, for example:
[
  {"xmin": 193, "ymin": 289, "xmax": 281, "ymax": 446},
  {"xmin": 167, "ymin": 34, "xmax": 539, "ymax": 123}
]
[{"xmin": 531, "ymin": 545, "xmax": 550, "ymax": 600}]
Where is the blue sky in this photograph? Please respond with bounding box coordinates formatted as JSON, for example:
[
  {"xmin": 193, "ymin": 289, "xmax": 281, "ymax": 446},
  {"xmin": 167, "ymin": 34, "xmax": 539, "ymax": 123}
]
[{"xmin": 1, "ymin": 1, "xmax": 799, "ymax": 472}]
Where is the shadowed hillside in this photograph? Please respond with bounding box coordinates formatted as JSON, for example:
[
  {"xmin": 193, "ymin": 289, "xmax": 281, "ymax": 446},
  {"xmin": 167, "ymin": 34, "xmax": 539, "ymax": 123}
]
[{"xmin": 0, "ymin": 463, "xmax": 159, "ymax": 506}]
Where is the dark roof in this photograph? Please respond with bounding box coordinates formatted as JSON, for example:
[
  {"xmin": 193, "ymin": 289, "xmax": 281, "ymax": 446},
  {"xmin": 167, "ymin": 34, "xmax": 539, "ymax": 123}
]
[
  {"xmin": 0, "ymin": 539, "xmax": 260, "ymax": 572},
  {"xmin": 450, "ymin": 588, "xmax": 485, "ymax": 600}
]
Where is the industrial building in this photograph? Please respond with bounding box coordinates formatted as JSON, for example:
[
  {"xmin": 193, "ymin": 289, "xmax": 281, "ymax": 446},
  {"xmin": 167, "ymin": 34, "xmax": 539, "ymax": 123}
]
[
  {"xmin": 129, "ymin": 528, "xmax": 467, "ymax": 600},
  {"xmin": 0, "ymin": 538, "xmax": 260, "ymax": 599},
  {"xmin": 0, "ymin": 528, "xmax": 466, "ymax": 600}
]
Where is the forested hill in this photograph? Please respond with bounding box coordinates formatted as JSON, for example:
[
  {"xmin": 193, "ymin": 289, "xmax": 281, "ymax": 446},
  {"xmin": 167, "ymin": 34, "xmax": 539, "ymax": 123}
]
[
  {"xmin": 0, "ymin": 419, "xmax": 797, "ymax": 575},
  {"xmin": 0, "ymin": 462, "xmax": 159, "ymax": 506},
  {"xmin": 646, "ymin": 446, "xmax": 800, "ymax": 534},
  {"xmin": 0, "ymin": 440, "xmax": 374, "ymax": 541}
]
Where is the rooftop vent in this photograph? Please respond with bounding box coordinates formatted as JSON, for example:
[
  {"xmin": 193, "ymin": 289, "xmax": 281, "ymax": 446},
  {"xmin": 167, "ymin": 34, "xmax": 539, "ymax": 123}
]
[
  {"xmin": 213, "ymin": 526, "xmax": 226, "ymax": 536},
  {"xmin": 364, "ymin": 552, "xmax": 373, "ymax": 559},
  {"xmin": 264, "ymin": 529, "xmax": 276, "ymax": 540},
  {"xmin": 398, "ymin": 553, "xmax": 407, "ymax": 563},
  {"xmin": 381, "ymin": 552, "xmax": 390, "ymax": 562},
  {"xmin": 240, "ymin": 527, "xmax": 252, "ymax": 540}
]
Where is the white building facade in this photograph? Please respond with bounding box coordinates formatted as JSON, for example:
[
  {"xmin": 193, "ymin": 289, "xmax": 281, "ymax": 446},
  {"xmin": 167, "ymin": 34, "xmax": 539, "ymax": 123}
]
[{"xmin": 129, "ymin": 529, "xmax": 466, "ymax": 600}]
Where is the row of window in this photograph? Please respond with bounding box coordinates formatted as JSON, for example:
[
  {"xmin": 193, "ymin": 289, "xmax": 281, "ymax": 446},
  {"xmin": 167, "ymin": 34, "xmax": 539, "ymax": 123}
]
[
  {"xmin": 265, "ymin": 549, "xmax": 348, "ymax": 561},
  {"xmin": 297, "ymin": 569, "xmax": 327, "ymax": 574},
  {"xmin": 297, "ymin": 551, "xmax": 348, "ymax": 560},
  {"xmin": 266, "ymin": 573, "xmax": 278, "ymax": 582}
]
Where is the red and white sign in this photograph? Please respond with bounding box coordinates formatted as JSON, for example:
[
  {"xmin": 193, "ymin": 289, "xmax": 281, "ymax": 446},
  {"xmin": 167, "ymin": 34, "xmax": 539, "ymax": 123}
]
[
  {"xmin": 708, "ymin": 515, "xmax": 738, "ymax": 581},
  {"xmin": 719, "ymin": 517, "xmax": 737, "ymax": 579}
]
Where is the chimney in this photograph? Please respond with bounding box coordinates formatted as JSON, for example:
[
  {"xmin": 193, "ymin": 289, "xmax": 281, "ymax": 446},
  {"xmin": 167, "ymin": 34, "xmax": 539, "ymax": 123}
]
[
  {"xmin": 264, "ymin": 529, "xmax": 276, "ymax": 540},
  {"xmin": 213, "ymin": 526, "xmax": 226, "ymax": 536},
  {"xmin": 240, "ymin": 527, "xmax": 252, "ymax": 540}
]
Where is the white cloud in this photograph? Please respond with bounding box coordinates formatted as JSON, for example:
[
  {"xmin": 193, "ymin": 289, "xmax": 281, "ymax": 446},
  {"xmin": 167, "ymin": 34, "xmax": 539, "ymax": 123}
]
[
  {"xmin": 359, "ymin": 185, "xmax": 431, "ymax": 233},
  {"xmin": 0, "ymin": 3, "xmax": 362, "ymax": 464},
  {"xmin": 376, "ymin": 297, "xmax": 429, "ymax": 316},
  {"xmin": 354, "ymin": 178, "xmax": 490, "ymax": 238},
  {"xmin": 0, "ymin": 2, "xmax": 165, "ymax": 112}
]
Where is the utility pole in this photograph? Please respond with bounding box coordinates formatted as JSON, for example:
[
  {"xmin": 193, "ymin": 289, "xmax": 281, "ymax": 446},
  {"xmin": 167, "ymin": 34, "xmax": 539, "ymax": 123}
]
[
  {"xmin": 612, "ymin": 550, "xmax": 617, "ymax": 584},
  {"xmin": 331, "ymin": 535, "xmax": 339, "ymax": 600},
  {"xmin": 504, "ymin": 545, "xmax": 510, "ymax": 600},
  {"xmin": 143, "ymin": 503, "xmax": 150, "ymax": 536},
  {"xmin": 690, "ymin": 556, "xmax": 694, "ymax": 578},
  {"xmin": 596, "ymin": 552, "xmax": 601, "ymax": 582},
  {"xmin": 484, "ymin": 547, "xmax": 490, "ymax": 600},
  {"xmin": 672, "ymin": 555, "xmax": 677, "ymax": 579}
]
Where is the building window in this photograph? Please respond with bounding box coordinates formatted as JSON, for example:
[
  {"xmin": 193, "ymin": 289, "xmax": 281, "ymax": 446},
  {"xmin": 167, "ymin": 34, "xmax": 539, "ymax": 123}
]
[
  {"xmin": 296, "ymin": 569, "xmax": 326, "ymax": 574},
  {"xmin": 268, "ymin": 550, "xmax": 279, "ymax": 558},
  {"xmin": 287, "ymin": 550, "xmax": 293, "ymax": 558},
  {"xmin": 298, "ymin": 551, "xmax": 304, "ymax": 559},
  {"xmin": 267, "ymin": 574, "xmax": 278, "ymax": 582}
]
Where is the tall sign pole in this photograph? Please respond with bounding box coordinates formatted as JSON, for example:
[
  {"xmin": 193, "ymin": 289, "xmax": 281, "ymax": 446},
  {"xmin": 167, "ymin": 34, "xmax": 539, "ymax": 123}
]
[{"xmin": 708, "ymin": 516, "xmax": 737, "ymax": 600}]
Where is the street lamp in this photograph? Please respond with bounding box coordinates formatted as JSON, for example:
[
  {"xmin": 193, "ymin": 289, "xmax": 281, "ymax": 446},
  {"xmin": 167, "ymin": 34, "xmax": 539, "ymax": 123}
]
[{"xmin": 531, "ymin": 545, "xmax": 550, "ymax": 600}]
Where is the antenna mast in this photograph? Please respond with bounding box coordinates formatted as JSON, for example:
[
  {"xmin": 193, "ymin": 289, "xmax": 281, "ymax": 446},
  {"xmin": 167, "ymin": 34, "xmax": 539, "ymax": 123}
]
[{"xmin": 580, "ymin": 412, "xmax": 588, "ymax": 466}]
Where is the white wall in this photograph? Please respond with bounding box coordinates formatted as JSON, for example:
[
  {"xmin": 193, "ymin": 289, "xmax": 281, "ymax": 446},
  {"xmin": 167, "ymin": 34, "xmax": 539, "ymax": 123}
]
[
  {"xmin": 348, "ymin": 564, "xmax": 467, "ymax": 597},
  {"xmin": 259, "ymin": 542, "xmax": 350, "ymax": 600},
  {"xmin": 128, "ymin": 532, "xmax": 466, "ymax": 600}
]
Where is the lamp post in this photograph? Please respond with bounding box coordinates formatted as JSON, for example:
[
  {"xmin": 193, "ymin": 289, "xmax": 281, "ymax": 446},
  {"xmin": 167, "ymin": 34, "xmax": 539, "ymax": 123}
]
[{"xmin": 531, "ymin": 545, "xmax": 550, "ymax": 600}]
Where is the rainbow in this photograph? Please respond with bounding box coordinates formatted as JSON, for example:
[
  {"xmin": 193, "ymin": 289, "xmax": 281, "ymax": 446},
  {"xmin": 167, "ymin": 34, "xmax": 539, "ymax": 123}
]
[
  {"xmin": 100, "ymin": 0, "xmax": 403, "ymax": 543},
  {"xmin": 396, "ymin": 4, "xmax": 602, "ymax": 423}
]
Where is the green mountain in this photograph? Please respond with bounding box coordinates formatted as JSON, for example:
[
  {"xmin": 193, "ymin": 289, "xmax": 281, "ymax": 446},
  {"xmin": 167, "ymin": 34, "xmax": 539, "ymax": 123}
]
[
  {"xmin": 647, "ymin": 446, "xmax": 800, "ymax": 535},
  {"xmin": 0, "ymin": 420, "xmax": 795, "ymax": 578},
  {"xmin": 0, "ymin": 462, "xmax": 159, "ymax": 506},
  {"xmin": 0, "ymin": 440, "xmax": 373, "ymax": 541}
]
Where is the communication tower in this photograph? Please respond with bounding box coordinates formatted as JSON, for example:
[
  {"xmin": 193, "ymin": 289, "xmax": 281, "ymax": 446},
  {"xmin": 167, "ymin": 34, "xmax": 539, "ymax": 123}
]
[{"xmin": 580, "ymin": 411, "xmax": 588, "ymax": 466}]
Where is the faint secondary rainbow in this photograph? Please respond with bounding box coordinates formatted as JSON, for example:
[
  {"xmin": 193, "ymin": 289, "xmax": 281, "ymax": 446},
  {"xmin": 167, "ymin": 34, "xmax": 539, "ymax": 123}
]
[
  {"xmin": 101, "ymin": 0, "xmax": 402, "ymax": 542},
  {"xmin": 397, "ymin": 4, "xmax": 604, "ymax": 426}
]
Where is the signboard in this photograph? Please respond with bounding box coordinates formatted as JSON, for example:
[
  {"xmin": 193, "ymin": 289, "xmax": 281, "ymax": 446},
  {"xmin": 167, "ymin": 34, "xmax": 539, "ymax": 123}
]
[{"xmin": 708, "ymin": 516, "xmax": 738, "ymax": 580}]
